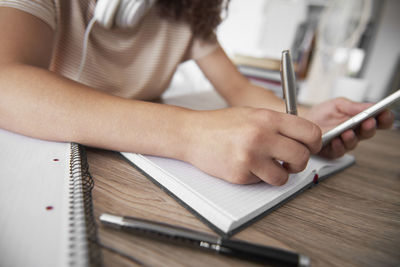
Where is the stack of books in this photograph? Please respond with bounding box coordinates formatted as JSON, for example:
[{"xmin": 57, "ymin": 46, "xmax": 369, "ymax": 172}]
[{"xmin": 232, "ymin": 54, "xmax": 283, "ymax": 96}]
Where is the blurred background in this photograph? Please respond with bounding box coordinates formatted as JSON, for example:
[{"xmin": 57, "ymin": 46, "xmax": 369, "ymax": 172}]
[{"xmin": 163, "ymin": 0, "xmax": 400, "ymax": 127}]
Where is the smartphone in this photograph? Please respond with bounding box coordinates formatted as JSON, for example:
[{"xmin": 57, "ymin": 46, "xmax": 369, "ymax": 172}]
[{"xmin": 322, "ymin": 89, "xmax": 400, "ymax": 146}]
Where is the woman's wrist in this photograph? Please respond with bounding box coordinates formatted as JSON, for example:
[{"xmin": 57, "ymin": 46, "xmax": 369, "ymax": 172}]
[
  {"xmin": 297, "ymin": 105, "xmax": 311, "ymax": 119},
  {"xmin": 175, "ymin": 109, "xmax": 215, "ymax": 166},
  {"xmin": 161, "ymin": 107, "xmax": 199, "ymax": 163}
]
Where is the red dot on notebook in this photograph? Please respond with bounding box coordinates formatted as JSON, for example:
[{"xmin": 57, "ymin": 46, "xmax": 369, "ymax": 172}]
[
  {"xmin": 53, "ymin": 159, "xmax": 59, "ymax": 162},
  {"xmin": 313, "ymin": 174, "xmax": 319, "ymax": 184},
  {"xmin": 46, "ymin": 206, "xmax": 54, "ymax": 211}
]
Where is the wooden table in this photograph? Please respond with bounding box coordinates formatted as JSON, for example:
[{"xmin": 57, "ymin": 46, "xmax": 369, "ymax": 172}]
[{"xmin": 87, "ymin": 94, "xmax": 400, "ymax": 267}]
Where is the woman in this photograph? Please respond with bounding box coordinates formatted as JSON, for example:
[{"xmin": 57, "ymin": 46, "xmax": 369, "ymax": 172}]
[{"xmin": 0, "ymin": 0, "xmax": 393, "ymax": 185}]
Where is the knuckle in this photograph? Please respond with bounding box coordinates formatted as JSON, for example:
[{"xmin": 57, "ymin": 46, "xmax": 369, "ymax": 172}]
[
  {"xmin": 310, "ymin": 124, "xmax": 322, "ymax": 142},
  {"xmin": 228, "ymin": 169, "xmax": 252, "ymax": 184},
  {"xmin": 229, "ymin": 154, "xmax": 252, "ymax": 184},
  {"xmin": 290, "ymin": 162, "xmax": 307, "ymax": 173},
  {"xmin": 298, "ymin": 146, "xmax": 311, "ymax": 165},
  {"xmin": 251, "ymin": 108, "xmax": 277, "ymax": 125},
  {"xmin": 308, "ymin": 124, "xmax": 322, "ymax": 151},
  {"xmin": 334, "ymin": 149, "xmax": 346, "ymax": 158},
  {"xmin": 288, "ymin": 147, "xmax": 310, "ymax": 173},
  {"xmin": 260, "ymin": 109, "xmax": 278, "ymax": 124},
  {"xmin": 230, "ymin": 175, "xmax": 249, "ymax": 184},
  {"xmin": 267, "ymin": 171, "xmax": 289, "ymax": 186},
  {"xmin": 298, "ymin": 160, "xmax": 308, "ymax": 172},
  {"xmin": 240, "ymin": 109, "xmax": 279, "ymax": 149},
  {"xmin": 295, "ymin": 161, "xmax": 308, "ymax": 173},
  {"xmin": 241, "ymin": 124, "xmax": 264, "ymax": 149},
  {"xmin": 334, "ymin": 97, "xmax": 349, "ymax": 105},
  {"xmin": 235, "ymin": 150, "xmax": 252, "ymax": 167}
]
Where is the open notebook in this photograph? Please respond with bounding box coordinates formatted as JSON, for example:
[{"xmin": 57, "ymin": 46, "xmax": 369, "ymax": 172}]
[
  {"xmin": 121, "ymin": 91, "xmax": 355, "ymax": 235},
  {"xmin": 122, "ymin": 153, "xmax": 354, "ymax": 235},
  {"xmin": 0, "ymin": 128, "xmax": 98, "ymax": 267}
]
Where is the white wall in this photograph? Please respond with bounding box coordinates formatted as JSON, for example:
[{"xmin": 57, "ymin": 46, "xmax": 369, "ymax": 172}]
[
  {"xmin": 218, "ymin": 0, "xmax": 306, "ymax": 59},
  {"xmin": 362, "ymin": 0, "xmax": 400, "ymax": 101}
]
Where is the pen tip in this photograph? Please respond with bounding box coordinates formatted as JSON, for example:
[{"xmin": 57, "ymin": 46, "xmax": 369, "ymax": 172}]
[
  {"xmin": 100, "ymin": 213, "xmax": 123, "ymax": 225},
  {"xmin": 299, "ymin": 254, "xmax": 311, "ymax": 267}
]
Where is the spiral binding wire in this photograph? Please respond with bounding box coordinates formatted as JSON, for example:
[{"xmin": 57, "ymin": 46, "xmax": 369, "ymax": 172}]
[{"xmin": 69, "ymin": 143, "xmax": 102, "ymax": 267}]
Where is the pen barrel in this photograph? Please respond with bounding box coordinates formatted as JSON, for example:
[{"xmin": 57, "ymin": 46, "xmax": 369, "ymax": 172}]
[
  {"xmin": 100, "ymin": 214, "xmax": 310, "ymax": 266},
  {"xmin": 281, "ymin": 50, "xmax": 298, "ymax": 115},
  {"xmin": 220, "ymin": 239, "xmax": 304, "ymax": 267}
]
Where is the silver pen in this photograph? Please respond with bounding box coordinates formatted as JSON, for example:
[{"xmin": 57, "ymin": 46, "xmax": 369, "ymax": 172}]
[
  {"xmin": 100, "ymin": 213, "xmax": 310, "ymax": 266},
  {"xmin": 281, "ymin": 50, "xmax": 298, "ymax": 115}
]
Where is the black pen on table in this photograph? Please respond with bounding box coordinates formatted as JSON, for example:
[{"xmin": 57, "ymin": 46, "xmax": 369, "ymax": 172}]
[
  {"xmin": 281, "ymin": 50, "xmax": 298, "ymax": 115},
  {"xmin": 100, "ymin": 213, "xmax": 310, "ymax": 267}
]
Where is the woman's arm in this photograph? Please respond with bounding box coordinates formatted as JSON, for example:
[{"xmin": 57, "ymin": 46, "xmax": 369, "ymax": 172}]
[
  {"xmin": 195, "ymin": 45, "xmax": 308, "ymax": 115},
  {"xmin": 0, "ymin": 8, "xmax": 321, "ymax": 186},
  {"xmin": 0, "ymin": 7, "xmax": 192, "ymax": 160},
  {"xmin": 195, "ymin": 46, "xmax": 286, "ymax": 112}
]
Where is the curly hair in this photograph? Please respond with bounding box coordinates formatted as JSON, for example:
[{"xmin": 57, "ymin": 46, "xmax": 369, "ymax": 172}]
[{"xmin": 157, "ymin": 0, "xmax": 229, "ymax": 40}]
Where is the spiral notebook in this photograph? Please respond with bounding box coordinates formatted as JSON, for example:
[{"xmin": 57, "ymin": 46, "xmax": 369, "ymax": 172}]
[
  {"xmin": 122, "ymin": 91, "xmax": 355, "ymax": 236},
  {"xmin": 0, "ymin": 128, "xmax": 99, "ymax": 267}
]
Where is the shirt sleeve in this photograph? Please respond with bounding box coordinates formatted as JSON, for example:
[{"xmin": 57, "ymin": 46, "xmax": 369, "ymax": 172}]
[
  {"xmin": 0, "ymin": 0, "xmax": 56, "ymax": 30},
  {"xmin": 186, "ymin": 34, "xmax": 220, "ymax": 61}
]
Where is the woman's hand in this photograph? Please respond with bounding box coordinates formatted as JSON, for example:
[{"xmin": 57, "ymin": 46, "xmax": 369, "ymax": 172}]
[
  {"xmin": 184, "ymin": 107, "xmax": 322, "ymax": 185},
  {"xmin": 195, "ymin": 44, "xmax": 393, "ymax": 177},
  {"xmin": 304, "ymin": 97, "xmax": 394, "ymax": 159}
]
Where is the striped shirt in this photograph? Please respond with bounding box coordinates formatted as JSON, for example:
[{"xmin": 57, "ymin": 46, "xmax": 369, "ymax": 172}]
[{"xmin": 0, "ymin": 0, "xmax": 219, "ymax": 100}]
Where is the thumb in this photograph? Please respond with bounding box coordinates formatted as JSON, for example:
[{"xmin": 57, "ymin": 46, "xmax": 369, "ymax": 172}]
[{"xmin": 335, "ymin": 98, "xmax": 373, "ymax": 116}]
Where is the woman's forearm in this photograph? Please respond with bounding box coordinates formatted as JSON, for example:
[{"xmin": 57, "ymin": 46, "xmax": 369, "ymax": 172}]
[
  {"xmin": 0, "ymin": 64, "xmax": 192, "ymax": 160},
  {"xmin": 228, "ymin": 82, "xmax": 310, "ymax": 117},
  {"xmin": 0, "ymin": 64, "xmax": 324, "ymax": 186},
  {"xmin": 195, "ymin": 47, "xmax": 309, "ymax": 115}
]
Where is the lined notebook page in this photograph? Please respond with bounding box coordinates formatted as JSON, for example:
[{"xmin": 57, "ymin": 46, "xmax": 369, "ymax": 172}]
[
  {"xmin": 124, "ymin": 152, "xmax": 354, "ymax": 233},
  {"xmin": 0, "ymin": 129, "xmax": 71, "ymax": 267}
]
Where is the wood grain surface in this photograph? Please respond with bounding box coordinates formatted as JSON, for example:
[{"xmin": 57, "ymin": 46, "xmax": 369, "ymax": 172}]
[{"xmin": 88, "ymin": 128, "xmax": 400, "ymax": 267}]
